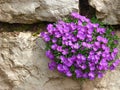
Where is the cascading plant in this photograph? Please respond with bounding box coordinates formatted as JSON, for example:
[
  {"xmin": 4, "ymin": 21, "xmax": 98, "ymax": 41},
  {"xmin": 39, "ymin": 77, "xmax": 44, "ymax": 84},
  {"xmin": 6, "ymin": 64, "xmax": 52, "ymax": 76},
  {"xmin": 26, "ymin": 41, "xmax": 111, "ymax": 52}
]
[{"xmin": 40, "ymin": 12, "xmax": 120, "ymax": 80}]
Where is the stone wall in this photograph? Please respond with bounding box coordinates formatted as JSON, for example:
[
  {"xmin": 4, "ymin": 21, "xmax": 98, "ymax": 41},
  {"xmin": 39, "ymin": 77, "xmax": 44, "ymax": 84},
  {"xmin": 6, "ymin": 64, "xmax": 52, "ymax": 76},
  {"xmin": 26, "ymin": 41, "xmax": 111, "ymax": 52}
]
[
  {"xmin": 0, "ymin": 0, "xmax": 120, "ymax": 25},
  {"xmin": 0, "ymin": 0, "xmax": 120, "ymax": 89},
  {"xmin": 0, "ymin": 32, "xmax": 120, "ymax": 90},
  {"xmin": 0, "ymin": 0, "xmax": 78, "ymax": 24}
]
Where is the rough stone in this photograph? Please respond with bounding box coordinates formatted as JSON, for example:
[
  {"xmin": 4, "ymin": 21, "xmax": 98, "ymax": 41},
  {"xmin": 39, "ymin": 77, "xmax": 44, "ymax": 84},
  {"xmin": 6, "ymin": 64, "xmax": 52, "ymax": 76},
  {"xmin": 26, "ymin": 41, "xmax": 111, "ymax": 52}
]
[
  {"xmin": 0, "ymin": 32, "xmax": 81, "ymax": 90},
  {"xmin": 0, "ymin": 0, "xmax": 79, "ymax": 24},
  {"xmin": 89, "ymin": 0, "xmax": 120, "ymax": 25}
]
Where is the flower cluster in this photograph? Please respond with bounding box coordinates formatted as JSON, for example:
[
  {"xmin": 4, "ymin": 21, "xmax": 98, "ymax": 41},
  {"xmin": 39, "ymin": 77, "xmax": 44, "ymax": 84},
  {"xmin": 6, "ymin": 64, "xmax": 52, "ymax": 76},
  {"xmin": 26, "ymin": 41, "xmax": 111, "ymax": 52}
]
[{"xmin": 40, "ymin": 12, "xmax": 120, "ymax": 80}]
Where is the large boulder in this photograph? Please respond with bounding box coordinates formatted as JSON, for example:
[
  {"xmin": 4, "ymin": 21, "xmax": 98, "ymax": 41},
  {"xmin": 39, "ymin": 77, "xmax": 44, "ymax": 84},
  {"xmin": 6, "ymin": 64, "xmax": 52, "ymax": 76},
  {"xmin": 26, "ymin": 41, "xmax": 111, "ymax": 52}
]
[
  {"xmin": 89, "ymin": 0, "xmax": 120, "ymax": 25},
  {"xmin": 0, "ymin": 0, "xmax": 79, "ymax": 24}
]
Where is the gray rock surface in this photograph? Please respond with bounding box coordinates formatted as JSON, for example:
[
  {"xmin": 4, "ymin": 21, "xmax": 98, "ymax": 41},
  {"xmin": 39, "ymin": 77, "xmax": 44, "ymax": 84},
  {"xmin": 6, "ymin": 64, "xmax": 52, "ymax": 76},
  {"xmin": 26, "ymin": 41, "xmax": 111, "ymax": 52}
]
[
  {"xmin": 89, "ymin": 0, "xmax": 120, "ymax": 25},
  {"xmin": 0, "ymin": 0, "xmax": 78, "ymax": 24}
]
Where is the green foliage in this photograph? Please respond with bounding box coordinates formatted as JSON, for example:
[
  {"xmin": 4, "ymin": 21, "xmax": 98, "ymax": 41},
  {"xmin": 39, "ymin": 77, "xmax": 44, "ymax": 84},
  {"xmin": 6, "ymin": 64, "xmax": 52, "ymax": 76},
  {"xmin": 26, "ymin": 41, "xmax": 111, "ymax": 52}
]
[{"xmin": 91, "ymin": 17, "xmax": 104, "ymax": 26}]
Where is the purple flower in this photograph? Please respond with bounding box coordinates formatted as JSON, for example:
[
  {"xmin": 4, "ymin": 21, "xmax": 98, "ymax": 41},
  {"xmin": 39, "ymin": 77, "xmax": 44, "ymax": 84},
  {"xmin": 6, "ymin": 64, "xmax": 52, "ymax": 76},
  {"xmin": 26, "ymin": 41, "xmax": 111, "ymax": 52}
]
[
  {"xmin": 46, "ymin": 50, "xmax": 54, "ymax": 60},
  {"xmin": 111, "ymin": 31, "xmax": 115, "ymax": 36},
  {"xmin": 71, "ymin": 37, "xmax": 77, "ymax": 42},
  {"xmin": 62, "ymin": 49, "xmax": 69, "ymax": 55},
  {"xmin": 88, "ymin": 54, "xmax": 95, "ymax": 62},
  {"xmin": 73, "ymin": 43, "xmax": 80, "ymax": 49},
  {"xmin": 89, "ymin": 50, "xmax": 95, "ymax": 55},
  {"xmin": 70, "ymin": 22, "xmax": 77, "ymax": 30},
  {"xmin": 60, "ymin": 56, "xmax": 73, "ymax": 67},
  {"xmin": 94, "ymin": 42, "xmax": 100, "ymax": 47},
  {"xmin": 57, "ymin": 46, "xmax": 63, "ymax": 52},
  {"xmin": 109, "ymin": 65, "xmax": 115, "ymax": 70},
  {"xmin": 68, "ymin": 40, "xmax": 73, "ymax": 46},
  {"xmin": 64, "ymin": 41, "xmax": 69, "ymax": 46},
  {"xmin": 81, "ymin": 27, "xmax": 87, "ymax": 32},
  {"xmin": 83, "ymin": 73, "xmax": 88, "ymax": 78},
  {"xmin": 114, "ymin": 40, "xmax": 118, "ymax": 44},
  {"xmin": 76, "ymin": 54, "xmax": 86, "ymax": 64},
  {"xmin": 82, "ymin": 42, "xmax": 92, "ymax": 49},
  {"xmin": 47, "ymin": 24, "xmax": 54, "ymax": 35},
  {"xmin": 113, "ymin": 48, "xmax": 118, "ymax": 54},
  {"xmin": 55, "ymin": 32, "xmax": 61, "ymax": 38},
  {"xmin": 86, "ymin": 23, "xmax": 94, "ymax": 29},
  {"xmin": 102, "ymin": 38, "xmax": 108, "ymax": 44},
  {"xmin": 83, "ymin": 17, "xmax": 90, "ymax": 22},
  {"xmin": 78, "ymin": 20, "xmax": 82, "ymax": 26},
  {"xmin": 113, "ymin": 59, "xmax": 120, "ymax": 67},
  {"xmin": 52, "ymin": 38, "xmax": 57, "ymax": 43},
  {"xmin": 71, "ymin": 12, "xmax": 81, "ymax": 19},
  {"xmin": 89, "ymin": 63, "xmax": 95, "ymax": 71},
  {"xmin": 56, "ymin": 24, "xmax": 64, "ymax": 34},
  {"xmin": 70, "ymin": 55, "xmax": 77, "ymax": 61},
  {"xmin": 101, "ymin": 44, "xmax": 106, "ymax": 50},
  {"xmin": 77, "ymin": 54, "xmax": 82, "ymax": 59},
  {"xmin": 60, "ymin": 56, "xmax": 67, "ymax": 62},
  {"xmin": 97, "ymin": 51, "xmax": 102, "ymax": 56},
  {"xmin": 99, "ymin": 60, "xmax": 108, "ymax": 70},
  {"xmin": 111, "ymin": 52, "xmax": 116, "ymax": 59},
  {"xmin": 87, "ymin": 34, "xmax": 92, "ymax": 39},
  {"xmin": 48, "ymin": 61, "xmax": 57, "ymax": 70},
  {"xmin": 81, "ymin": 64, "xmax": 87, "ymax": 70},
  {"xmin": 77, "ymin": 34, "xmax": 86, "ymax": 41},
  {"xmin": 75, "ymin": 69, "xmax": 83, "ymax": 78},
  {"xmin": 39, "ymin": 32, "xmax": 45, "ymax": 38},
  {"xmin": 63, "ymin": 26, "xmax": 70, "ymax": 33},
  {"xmin": 97, "ymin": 36, "xmax": 103, "ymax": 41},
  {"xmin": 100, "ymin": 59, "xmax": 108, "ymax": 66},
  {"xmin": 87, "ymin": 28, "xmax": 94, "ymax": 34},
  {"xmin": 97, "ymin": 36, "xmax": 108, "ymax": 44},
  {"xmin": 80, "ymin": 16, "xmax": 89, "ymax": 22},
  {"xmin": 71, "ymin": 49, "xmax": 76, "ymax": 53},
  {"xmin": 44, "ymin": 37, "xmax": 50, "ymax": 42},
  {"xmin": 92, "ymin": 23, "xmax": 99, "ymax": 28},
  {"xmin": 104, "ymin": 47, "xmax": 110, "ymax": 53},
  {"xmin": 40, "ymin": 32, "xmax": 50, "ymax": 42},
  {"xmin": 109, "ymin": 60, "xmax": 120, "ymax": 70},
  {"xmin": 66, "ymin": 71, "xmax": 72, "ymax": 77},
  {"xmin": 51, "ymin": 44, "xmax": 57, "ymax": 50},
  {"xmin": 97, "ymin": 72, "xmax": 104, "ymax": 78},
  {"xmin": 82, "ymin": 42, "xmax": 87, "ymax": 47},
  {"xmin": 57, "ymin": 20, "xmax": 65, "ymax": 24},
  {"xmin": 88, "ymin": 72, "xmax": 95, "ymax": 80},
  {"xmin": 57, "ymin": 64, "xmax": 69, "ymax": 73},
  {"xmin": 87, "ymin": 43, "xmax": 92, "ymax": 49},
  {"xmin": 97, "ymin": 28, "xmax": 106, "ymax": 34},
  {"xmin": 93, "ymin": 46, "xmax": 99, "ymax": 51},
  {"xmin": 57, "ymin": 64, "xmax": 64, "ymax": 72}
]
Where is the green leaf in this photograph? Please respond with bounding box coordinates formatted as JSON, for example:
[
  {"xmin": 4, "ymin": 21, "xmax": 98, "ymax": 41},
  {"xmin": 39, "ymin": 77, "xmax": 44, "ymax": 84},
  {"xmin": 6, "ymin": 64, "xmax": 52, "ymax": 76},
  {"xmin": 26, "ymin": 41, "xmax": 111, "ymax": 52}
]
[{"xmin": 70, "ymin": 65, "xmax": 75, "ymax": 72}]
